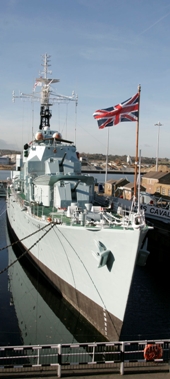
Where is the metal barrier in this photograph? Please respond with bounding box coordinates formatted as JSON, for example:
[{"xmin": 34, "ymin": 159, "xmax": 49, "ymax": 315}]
[{"xmin": 0, "ymin": 339, "xmax": 170, "ymax": 377}]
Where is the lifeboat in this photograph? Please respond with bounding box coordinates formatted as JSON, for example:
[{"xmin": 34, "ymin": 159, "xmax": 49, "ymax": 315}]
[
  {"xmin": 35, "ymin": 132, "xmax": 44, "ymax": 141},
  {"xmin": 53, "ymin": 132, "xmax": 62, "ymax": 140}
]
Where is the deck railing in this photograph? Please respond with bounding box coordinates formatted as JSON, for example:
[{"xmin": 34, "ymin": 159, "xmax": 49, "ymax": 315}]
[{"xmin": 0, "ymin": 339, "xmax": 170, "ymax": 377}]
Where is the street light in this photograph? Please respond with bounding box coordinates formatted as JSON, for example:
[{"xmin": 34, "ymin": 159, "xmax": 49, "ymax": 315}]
[{"xmin": 154, "ymin": 121, "xmax": 163, "ymax": 172}]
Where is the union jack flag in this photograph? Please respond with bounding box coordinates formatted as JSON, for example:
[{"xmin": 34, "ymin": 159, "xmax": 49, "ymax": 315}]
[{"xmin": 93, "ymin": 93, "xmax": 139, "ymax": 129}]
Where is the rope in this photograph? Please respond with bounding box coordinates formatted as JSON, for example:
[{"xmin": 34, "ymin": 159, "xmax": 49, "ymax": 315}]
[
  {"xmin": 0, "ymin": 222, "xmax": 54, "ymax": 253},
  {"xmin": 3, "ymin": 213, "xmax": 119, "ymax": 338},
  {"xmin": 0, "ymin": 207, "xmax": 6, "ymax": 218},
  {"xmin": 0, "ymin": 222, "xmax": 55, "ymax": 275},
  {"xmin": 53, "ymin": 226, "xmax": 119, "ymax": 339}
]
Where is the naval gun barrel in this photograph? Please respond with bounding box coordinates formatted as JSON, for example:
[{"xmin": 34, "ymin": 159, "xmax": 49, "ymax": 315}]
[
  {"xmin": 71, "ymin": 180, "xmax": 81, "ymax": 192},
  {"xmin": 59, "ymin": 152, "xmax": 67, "ymax": 167}
]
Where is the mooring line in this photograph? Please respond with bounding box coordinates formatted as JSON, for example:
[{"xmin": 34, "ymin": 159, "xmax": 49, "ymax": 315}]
[
  {"xmin": 54, "ymin": 225, "xmax": 119, "ymax": 339},
  {"xmin": 0, "ymin": 222, "xmax": 55, "ymax": 274},
  {"xmin": 0, "ymin": 221, "xmax": 54, "ymax": 253}
]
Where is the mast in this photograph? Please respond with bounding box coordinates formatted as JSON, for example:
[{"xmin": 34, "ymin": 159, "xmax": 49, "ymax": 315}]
[
  {"xmin": 105, "ymin": 128, "xmax": 109, "ymax": 184},
  {"xmin": 37, "ymin": 54, "xmax": 59, "ymax": 130},
  {"xmin": 12, "ymin": 53, "xmax": 78, "ymax": 133},
  {"xmin": 134, "ymin": 84, "xmax": 141, "ymax": 199},
  {"xmin": 154, "ymin": 121, "xmax": 162, "ymax": 172}
]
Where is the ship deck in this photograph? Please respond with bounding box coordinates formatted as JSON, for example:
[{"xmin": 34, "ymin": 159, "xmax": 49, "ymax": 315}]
[{"xmin": 14, "ymin": 191, "xmax": 135, "ymax": 230}]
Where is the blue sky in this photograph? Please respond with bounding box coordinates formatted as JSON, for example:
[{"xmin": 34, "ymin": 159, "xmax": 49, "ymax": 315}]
[{"xmin": 1, "ymin": 0, "xmax": 170, "ymax": 159}]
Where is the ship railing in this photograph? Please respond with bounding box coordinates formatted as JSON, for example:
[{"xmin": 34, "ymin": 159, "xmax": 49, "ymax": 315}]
[
  {"xmin": 10, "ymin": 187, "xmax": 24, "ymax": 208},
  {"xmin": 0, "ymin": 339, "xmax": 170, "ymax": 377},
  {"xmin": 9, "ymin": 189, "xmax": 146, "ymax": 229}
]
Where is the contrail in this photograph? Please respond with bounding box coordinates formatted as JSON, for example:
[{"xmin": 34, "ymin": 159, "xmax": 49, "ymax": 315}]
[{"xmin": 138, "ymin": 11, "xmax": 170, "ymax": 36}]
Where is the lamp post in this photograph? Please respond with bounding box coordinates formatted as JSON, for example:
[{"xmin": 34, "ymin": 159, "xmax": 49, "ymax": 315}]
[{"xmin": 154, "ymin": 122, "xmax": 162, "ymax": 172}]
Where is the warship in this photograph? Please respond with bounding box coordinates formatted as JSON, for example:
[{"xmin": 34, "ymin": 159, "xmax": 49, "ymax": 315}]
[{"xmin": 6, "ymin": 54, "xmax": 151, "ymax": 340}]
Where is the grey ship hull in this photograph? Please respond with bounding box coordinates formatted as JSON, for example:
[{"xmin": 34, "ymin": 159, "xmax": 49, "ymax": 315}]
[{"xmin": 6, "ymin": 191, "xmax": 148, "ymax": 341}]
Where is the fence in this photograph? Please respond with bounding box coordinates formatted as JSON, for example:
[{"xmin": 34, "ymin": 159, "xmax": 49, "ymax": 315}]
[{"xmin": 0, "ymin": 339, "xmax": 170, "ymax": 377}]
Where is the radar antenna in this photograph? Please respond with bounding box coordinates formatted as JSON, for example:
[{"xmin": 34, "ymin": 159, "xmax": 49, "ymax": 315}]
[{"xmin": 12, "ymin": 53, "xmax": 78, "ymax": 130}]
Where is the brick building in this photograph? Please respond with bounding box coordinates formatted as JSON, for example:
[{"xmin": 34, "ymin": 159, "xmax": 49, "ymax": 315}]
[
  {"xmin": 104, "ymin": 178, "xmax": 129, "ymax": 196},
  {"xmin": 141, "ymin": 171, "xmax": 170, "ymax": 196}
]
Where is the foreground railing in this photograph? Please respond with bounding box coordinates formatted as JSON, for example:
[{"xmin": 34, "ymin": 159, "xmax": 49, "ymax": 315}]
[{"xmin": 0, "ymin": 339, "xmax": 170, "ymax": 377}]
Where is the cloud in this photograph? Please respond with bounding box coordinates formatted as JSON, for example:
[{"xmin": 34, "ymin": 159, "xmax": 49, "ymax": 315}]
[{"xmin": 138, "ymin": 11, "xmax": 170, "ymax": 36}]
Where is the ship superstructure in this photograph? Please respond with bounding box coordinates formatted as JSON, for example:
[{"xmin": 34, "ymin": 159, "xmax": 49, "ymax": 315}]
[{"xmin": 6, "ymin": 54, "xmax": 151, "ymax": 340}]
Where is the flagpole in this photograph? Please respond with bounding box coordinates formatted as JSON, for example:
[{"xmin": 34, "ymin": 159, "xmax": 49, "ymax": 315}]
[
  {"xmin": 105, "ymin": 127, "xmax": 109, "ymax": 184},
  {"xmin": 137, "ymin": 149, "xmax": 141, "ymax": 212},
  {"xmin": 134, "ymin": 84, "xmax": 141, "ymax": 199}
]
